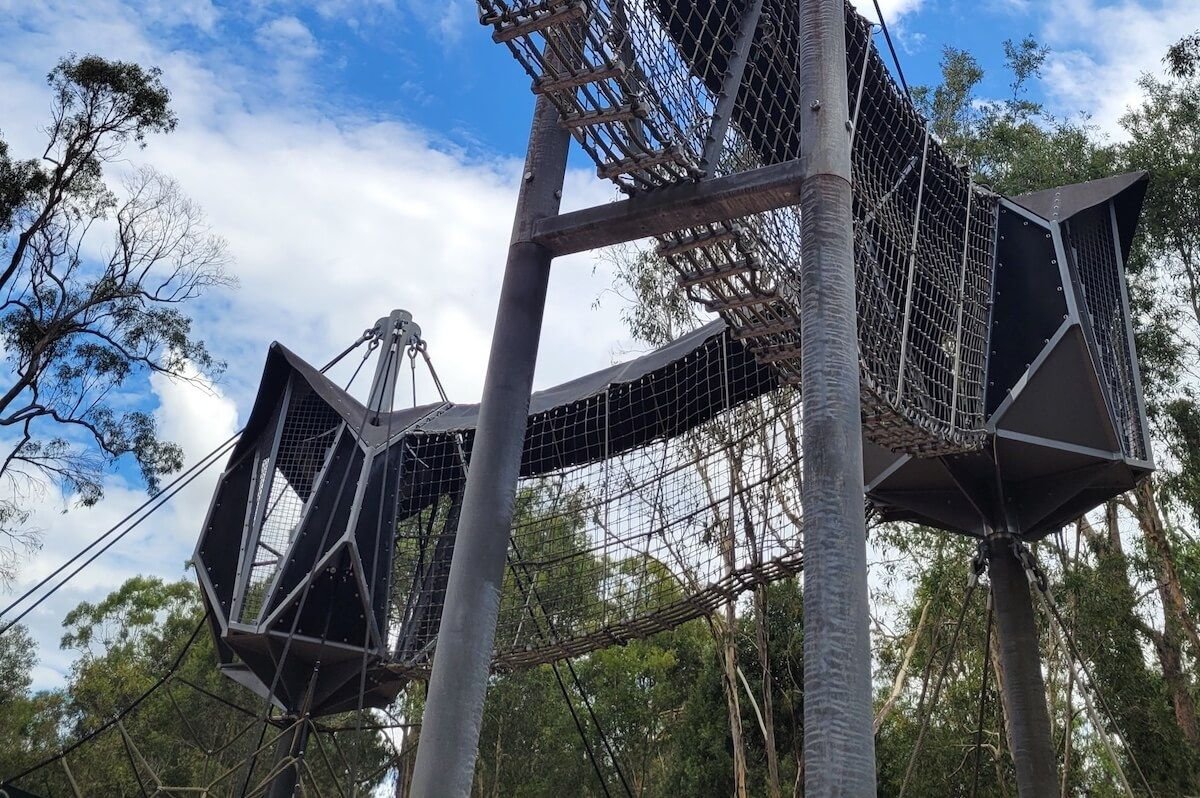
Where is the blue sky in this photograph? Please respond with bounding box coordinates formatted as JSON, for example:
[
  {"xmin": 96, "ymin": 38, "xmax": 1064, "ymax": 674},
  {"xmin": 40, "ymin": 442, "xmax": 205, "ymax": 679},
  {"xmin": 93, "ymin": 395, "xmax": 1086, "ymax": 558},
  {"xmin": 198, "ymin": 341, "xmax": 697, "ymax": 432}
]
[{"xmin": 1, "ymin": 0, "xmax": 1197, "ymax": 688}]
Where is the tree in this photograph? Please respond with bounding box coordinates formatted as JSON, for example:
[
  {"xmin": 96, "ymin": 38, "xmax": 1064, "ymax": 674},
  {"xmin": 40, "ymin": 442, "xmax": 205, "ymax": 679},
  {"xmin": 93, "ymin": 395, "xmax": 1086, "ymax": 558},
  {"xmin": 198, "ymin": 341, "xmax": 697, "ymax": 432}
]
[
  {"xmin": 0, "ymin": 55, "xmax": 232, "ymax": 585},
  {"xmin": 1, "ymin": 577, "xmax": 392, "ymax": 796}
]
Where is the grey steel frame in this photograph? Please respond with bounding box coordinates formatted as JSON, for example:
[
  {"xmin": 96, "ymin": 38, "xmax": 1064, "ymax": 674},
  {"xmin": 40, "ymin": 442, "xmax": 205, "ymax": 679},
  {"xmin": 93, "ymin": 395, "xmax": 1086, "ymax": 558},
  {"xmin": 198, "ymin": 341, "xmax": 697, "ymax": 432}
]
[
  {"xmin": 409, "ymin": 93, "xmax": 573, "ymax": 796},
  {"xmin": 408, "ymin": 0, "xmax": 879, "ymax": 794}
]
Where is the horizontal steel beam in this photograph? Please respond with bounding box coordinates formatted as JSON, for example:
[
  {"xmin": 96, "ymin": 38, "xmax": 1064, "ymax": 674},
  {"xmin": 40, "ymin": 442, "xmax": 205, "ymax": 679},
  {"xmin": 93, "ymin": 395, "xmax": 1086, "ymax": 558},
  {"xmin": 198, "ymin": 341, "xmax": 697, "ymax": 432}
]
[{"xmin": 532, "ymin": 158, "xmax": 807, "ymax": 256}]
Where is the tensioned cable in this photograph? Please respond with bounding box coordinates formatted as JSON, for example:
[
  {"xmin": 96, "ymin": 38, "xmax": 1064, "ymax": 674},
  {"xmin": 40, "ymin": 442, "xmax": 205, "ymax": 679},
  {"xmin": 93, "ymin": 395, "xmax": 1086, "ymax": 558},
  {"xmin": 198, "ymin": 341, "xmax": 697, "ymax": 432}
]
[
  {"xmin": 0, "ymin": 437, "xmax": 238, "ymax": 636},
  {"xmin": 507, "ymin": 544, "xmax": 628, "ymax": 798},
  {"xmin": 0, "ymin": 331, "xmax": 377, "ymax": 637},
  {"xmin": 2, "ymin": 612, "xmax": 208, "ymax": 786},
  {"xmin": 872, "ymin": 0, "xmax": 912, "ymax": 101}
]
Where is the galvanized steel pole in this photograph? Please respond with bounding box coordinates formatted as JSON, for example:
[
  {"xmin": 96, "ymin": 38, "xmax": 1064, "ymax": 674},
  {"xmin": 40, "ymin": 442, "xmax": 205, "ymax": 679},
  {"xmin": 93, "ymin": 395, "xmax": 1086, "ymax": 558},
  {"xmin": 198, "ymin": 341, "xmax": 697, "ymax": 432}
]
[
  {"xmin": 409, "ymin": 94, "xmax": 570, "ymax": 797},
  {"xmin": 798, "ymin": 1, "xmax": 877, "ymax": 795},
  {"xmin": 987, "ymin": 537, "xmax": 1059, "ymax": 796}
]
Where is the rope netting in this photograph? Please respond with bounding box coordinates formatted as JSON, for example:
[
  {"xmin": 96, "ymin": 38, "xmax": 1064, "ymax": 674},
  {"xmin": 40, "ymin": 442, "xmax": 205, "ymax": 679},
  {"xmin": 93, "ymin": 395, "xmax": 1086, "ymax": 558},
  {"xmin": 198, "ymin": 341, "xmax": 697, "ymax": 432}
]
[
  {"xmin": 477, "ymin": 0, "xmax": 997, "ymax": 455},
  {"xmin": 388, "ymin": 328, "xmax": 804, "ymax": 674}
]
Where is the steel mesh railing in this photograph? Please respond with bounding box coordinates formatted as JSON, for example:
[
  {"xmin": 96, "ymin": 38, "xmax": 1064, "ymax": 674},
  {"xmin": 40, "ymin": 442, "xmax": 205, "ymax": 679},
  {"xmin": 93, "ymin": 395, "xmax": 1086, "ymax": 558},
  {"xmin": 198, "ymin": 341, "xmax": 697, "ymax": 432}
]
[
  {"xmin": 477, "ymin": 0, "xmax": 996, "ymax": 455},
  {"xmin": 236, "ymin": 379, "xmax": 344, "ymax": 624},
  {"xmin": 1065, "ymin": 209, "xmax": 1148, "ymax": 462},
  {"xmin": 386, "ymin": 335, "xmax": 804, "ymax": 673}
]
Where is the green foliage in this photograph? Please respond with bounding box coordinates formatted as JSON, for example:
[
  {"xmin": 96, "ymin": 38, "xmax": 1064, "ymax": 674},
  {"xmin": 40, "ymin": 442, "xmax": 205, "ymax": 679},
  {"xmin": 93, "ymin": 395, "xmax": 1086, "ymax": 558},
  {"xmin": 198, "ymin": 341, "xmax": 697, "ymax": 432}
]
[
  {"xmin": 1, "ymin": 577, "xmax": 391, "ymax": 796},
  {"xmin": 1166, "ymin": 31, "xmax": 1200, "ymax": 80},
  {"xmin": 911, "ymin": 38, "xmax": 1115, "ymax": 196}
]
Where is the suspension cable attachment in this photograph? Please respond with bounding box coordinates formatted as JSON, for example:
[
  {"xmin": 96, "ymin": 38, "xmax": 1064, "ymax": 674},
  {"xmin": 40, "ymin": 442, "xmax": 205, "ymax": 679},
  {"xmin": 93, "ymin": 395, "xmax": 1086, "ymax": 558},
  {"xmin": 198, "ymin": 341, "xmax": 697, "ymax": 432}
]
[
  {"xmin": 968, "ymin": 539, "xmax": 988, "ymax": 588},
  {"xmin": 1010, "ymin": 538, "xmax": 1048, "ymax": 593}
]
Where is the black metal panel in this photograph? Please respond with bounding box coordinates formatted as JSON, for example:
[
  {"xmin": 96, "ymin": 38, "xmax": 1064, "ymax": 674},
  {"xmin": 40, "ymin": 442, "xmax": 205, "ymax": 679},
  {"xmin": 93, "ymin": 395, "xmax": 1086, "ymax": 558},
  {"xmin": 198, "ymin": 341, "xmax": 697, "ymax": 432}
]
[
  {"xmin": 985, "ymin": 205, "xmax": 1066, "ymax": 418},
  {"xmin": 355, "ymin": 447, "xmax": 405, "ymax": 639},
  {"xmin": 195, "ymin": 455, "xmax": 255, "ymax": 619},
  {"xmin": 995, "ymin": 325, "xmax": 1120, "ymax": 454},
  {"xmin": 268, "ymin": 544, "xmax": 372, "ymax": 648}
]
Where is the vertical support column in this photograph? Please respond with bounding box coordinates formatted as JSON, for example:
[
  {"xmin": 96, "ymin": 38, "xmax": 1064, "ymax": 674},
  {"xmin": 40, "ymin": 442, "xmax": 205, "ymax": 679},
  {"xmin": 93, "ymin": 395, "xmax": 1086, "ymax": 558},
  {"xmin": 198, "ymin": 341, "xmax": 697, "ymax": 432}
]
[
  {"xmin": 266, "ymin": 720, "xmax": 310, "ymax": 798},
  {"xmin": 409, "ymin": 94, "xmax": 571, "ymax": 798},
  {"xmin": 798, "ymin": 1, "xmax": 877, "ymax": 795},
  {"xmin": 988, "ymin": 537, "xmax": 1059, "ymax": 797}
]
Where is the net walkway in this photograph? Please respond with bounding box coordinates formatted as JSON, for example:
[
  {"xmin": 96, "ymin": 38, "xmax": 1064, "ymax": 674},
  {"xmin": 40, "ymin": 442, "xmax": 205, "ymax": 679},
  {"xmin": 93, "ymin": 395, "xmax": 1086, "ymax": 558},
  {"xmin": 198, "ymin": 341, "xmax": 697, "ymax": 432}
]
[{"xmin": 478, "ymin": 0, "xmax": 997, "ymax": 455}]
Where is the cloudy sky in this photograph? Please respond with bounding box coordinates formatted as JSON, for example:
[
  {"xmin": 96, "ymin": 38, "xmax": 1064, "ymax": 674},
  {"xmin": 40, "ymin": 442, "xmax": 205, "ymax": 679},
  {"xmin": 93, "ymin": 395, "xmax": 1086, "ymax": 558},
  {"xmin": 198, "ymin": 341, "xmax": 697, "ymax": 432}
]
[{"xmin": 0, "ymin": 0, "xmax": 1196, "ymax": 689}]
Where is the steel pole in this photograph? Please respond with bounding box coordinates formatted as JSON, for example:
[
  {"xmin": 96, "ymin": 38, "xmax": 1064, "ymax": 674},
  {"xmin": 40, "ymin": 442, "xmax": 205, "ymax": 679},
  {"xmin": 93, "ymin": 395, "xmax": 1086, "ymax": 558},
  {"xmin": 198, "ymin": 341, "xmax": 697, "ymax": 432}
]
[
  {"xmin": 798, "ymin": 1, "xmax": 877, "ymax": 795},
  {"xmin": 987, "ymin": 538, "xmax": 1059, "ymax": 796},
  {"xmin": 266, "ymin": 720, "xmax": 310, "ymax": 798},
  {"xmin": 409, "ymin": 94, "xmax": 570, "ymax": 797}
]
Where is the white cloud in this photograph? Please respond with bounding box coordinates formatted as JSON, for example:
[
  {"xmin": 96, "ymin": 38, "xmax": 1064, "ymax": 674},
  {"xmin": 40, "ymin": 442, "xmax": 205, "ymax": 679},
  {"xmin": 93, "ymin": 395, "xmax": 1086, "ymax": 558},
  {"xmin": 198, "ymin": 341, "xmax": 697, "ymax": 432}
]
[
  {"xmin": 403, "ymin": 0, "xmax": 472, "ymax": 45},
  {"xmin": 852, "ymin": 0, "xmax": 924, "ymax": 26},
  {"xmin": 12, "ymin": 367, "xmax": 239, "ymax": 690},
  {"xmin": 1040, "ymin": 0, "xmax": 1200, "ymax": 134},
  {"xmin": 255, "ymin": 15, "xmax": 321, "ymax": 60}
]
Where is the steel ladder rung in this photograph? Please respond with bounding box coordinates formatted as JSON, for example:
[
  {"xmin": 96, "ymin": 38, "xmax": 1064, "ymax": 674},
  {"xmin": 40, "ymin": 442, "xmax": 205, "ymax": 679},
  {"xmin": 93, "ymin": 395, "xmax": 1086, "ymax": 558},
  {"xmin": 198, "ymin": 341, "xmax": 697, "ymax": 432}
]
[
  {"xmin": 490, "ymin": 0, "xmax": 587, "ymax": 44},
  {"xmin": 675, "ymin": 258, "xmax": 758, "ymax": 289}
]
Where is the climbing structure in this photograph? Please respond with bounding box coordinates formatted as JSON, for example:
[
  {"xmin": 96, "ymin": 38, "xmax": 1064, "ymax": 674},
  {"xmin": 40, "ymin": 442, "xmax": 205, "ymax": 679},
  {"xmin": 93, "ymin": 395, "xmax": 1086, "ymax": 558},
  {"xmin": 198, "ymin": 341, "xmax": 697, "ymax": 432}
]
[{"xmin": 479, "ymin": 0, "xmax": 996, "ymax": 455}]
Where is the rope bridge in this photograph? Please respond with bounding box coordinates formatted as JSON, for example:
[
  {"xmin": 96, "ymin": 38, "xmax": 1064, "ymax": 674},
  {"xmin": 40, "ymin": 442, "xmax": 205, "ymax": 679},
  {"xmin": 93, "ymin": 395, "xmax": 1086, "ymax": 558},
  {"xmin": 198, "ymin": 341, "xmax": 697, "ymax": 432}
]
[{"xmin": 479, "ymin": 0, "xmax": 996, "ymax": 455}]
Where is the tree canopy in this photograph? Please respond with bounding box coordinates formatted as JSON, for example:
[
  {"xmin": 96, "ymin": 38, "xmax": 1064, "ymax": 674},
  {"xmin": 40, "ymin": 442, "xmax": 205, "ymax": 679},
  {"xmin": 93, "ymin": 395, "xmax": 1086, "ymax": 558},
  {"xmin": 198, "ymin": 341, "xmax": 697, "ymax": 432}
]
[{"xmin": 0, "ymin": 55, "xmax": 231, "ymax": 585}]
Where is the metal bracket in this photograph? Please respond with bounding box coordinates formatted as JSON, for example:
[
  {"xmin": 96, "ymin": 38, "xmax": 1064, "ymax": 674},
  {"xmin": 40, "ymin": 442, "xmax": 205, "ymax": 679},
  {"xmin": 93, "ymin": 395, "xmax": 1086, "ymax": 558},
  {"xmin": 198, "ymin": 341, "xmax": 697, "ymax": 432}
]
[
  {"xmin": 366, "ymin": 309, "xmax": 423, "ymax": 419},
  {"xmin": 700, "ymin": 0, "xmax": 766, "ymax": 177}
]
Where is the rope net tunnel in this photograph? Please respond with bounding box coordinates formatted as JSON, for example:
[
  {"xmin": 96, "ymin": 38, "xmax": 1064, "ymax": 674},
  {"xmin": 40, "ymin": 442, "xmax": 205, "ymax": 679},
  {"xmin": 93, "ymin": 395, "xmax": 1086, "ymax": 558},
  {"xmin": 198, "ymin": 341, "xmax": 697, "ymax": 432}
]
[{"xmin": 194, "ymin": 321, "xmax": 806, "ymax": 717}]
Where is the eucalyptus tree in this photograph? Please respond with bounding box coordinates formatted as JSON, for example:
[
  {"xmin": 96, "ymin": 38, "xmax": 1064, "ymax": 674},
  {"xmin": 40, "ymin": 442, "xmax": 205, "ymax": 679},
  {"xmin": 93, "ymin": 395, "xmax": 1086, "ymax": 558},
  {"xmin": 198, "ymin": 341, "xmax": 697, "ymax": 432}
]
[{"xmin": 0, "ymin": 55, "xmax": 232, "ymax": 585}]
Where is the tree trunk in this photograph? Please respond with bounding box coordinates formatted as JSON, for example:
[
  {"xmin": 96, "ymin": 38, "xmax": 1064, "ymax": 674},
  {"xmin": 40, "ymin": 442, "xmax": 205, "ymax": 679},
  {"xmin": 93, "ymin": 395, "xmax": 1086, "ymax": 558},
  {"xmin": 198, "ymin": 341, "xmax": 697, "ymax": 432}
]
[
  {"xmin": 1154, "ymin": 626, "xmax": 1200, "ymax": 746},
  {"xmin": 753, "ymin": 585, "xmax": 782, "ymax": 798},
  {"xmin": 720, "ymin": 608, "xmax": 750, "ymax": 798},
  {"xmin": 875, "ymin": 597, "xmax": 931, "ymax": 734},
  {"xmin": 1129, "ymin": 481, "xmax": 1200, "ymax": 746}
]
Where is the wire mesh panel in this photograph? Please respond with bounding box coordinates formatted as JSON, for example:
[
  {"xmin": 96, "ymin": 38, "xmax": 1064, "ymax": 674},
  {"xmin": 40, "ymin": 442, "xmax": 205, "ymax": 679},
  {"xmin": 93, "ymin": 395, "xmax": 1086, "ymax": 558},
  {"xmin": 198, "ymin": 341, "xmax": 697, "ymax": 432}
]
[
  {"xmin": 390, "ymin": 391, "xmax": 803, "ymax": 673},
  {"xmin": 1064, "ymin": 207, "xmax": 1148, "ymax": 462},
  {"xmin": 477, "ymin": 0, "xmax": 996, "ymax": 455},
  {"xmin": 235, "ymin": 378, "xmax": 344, "ymax": 625},
  {"xmin": 386, "ymin": 326, "xmax": 803, "ymax": 673}
]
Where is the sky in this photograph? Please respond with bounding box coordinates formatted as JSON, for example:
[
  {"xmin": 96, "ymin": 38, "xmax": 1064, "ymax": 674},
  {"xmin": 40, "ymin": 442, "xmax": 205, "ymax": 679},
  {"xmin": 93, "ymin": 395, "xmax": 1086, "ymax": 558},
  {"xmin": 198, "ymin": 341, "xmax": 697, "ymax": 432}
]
[{"xmin": 0, "ymin": 0, "xmax": 1197, "ymax": 690}]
